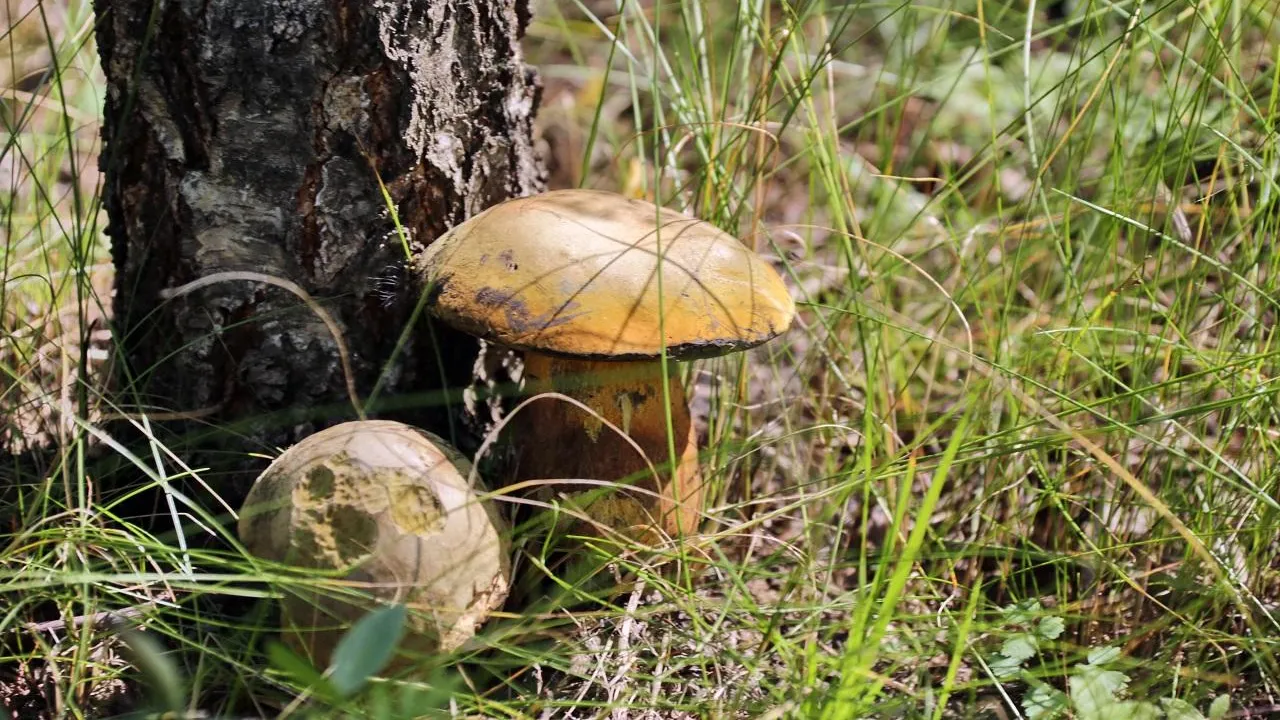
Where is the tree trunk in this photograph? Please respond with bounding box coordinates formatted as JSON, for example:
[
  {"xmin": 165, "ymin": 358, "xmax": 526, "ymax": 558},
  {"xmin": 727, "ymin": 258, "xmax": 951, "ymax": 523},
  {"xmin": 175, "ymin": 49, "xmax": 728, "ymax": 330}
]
[{"xmin": 93, "ymin": 0, "xmax": 544, "ymax": 499}]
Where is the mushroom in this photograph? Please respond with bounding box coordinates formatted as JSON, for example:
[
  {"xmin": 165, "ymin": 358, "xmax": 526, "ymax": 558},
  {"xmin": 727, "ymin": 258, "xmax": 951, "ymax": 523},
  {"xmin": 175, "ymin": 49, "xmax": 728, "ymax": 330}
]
[
  {"xmin": 238, "ymin": 420, "xmax": 511, "ymax": 668},
  {"xmin": 414, "ymin": 189, "xmax": 794, "ymax": 543}
]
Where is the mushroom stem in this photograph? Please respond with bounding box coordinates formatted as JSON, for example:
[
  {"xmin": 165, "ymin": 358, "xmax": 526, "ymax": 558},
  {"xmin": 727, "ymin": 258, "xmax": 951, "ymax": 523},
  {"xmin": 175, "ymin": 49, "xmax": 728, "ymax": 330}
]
[{"xmin": 514, "ymin": 352, "xmax": 703, "ymax": 540}]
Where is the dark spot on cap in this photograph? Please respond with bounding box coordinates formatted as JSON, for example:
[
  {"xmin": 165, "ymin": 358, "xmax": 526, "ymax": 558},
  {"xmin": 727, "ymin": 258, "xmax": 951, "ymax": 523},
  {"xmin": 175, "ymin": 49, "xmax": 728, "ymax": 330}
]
[
  {"xmin": 329, "ymin": 505, "xmax": 379, "ymax": 565},
  {"xmin": 474, "ymin": 287, "xmax": 512, "ymax": 307},
  {"xmin": 499, "ymin": 249, "xmax": 518, "ymax": 272},
  {"xmin": 307, "ymin": 465, "xmax": 335, "ymax": 500},
  {"xmin": 424, "ymin": 274, "xmax": 451, "ymax": 306}
]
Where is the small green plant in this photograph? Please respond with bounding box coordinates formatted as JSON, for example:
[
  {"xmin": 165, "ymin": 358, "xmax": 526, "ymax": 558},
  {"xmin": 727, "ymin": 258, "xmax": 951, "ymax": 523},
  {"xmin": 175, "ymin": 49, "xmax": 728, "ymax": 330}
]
[
  {"xmin": 122, "ymin": 604, "xmax": 459, "ymax": 719},
  {"xmin": 984, "ymin": 601, "xmax": 1232, "ymax": 720},
  {"xmin": 986, "ymin": 600, "xmax": 1068, "ymax": 680}
]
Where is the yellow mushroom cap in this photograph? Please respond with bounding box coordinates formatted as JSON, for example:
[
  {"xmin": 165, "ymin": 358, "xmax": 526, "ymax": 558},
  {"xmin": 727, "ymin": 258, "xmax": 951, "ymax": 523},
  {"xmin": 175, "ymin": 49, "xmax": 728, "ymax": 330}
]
[{"xmin": 414, "ymin": 189, "xmax": 796, "ymax": 360}]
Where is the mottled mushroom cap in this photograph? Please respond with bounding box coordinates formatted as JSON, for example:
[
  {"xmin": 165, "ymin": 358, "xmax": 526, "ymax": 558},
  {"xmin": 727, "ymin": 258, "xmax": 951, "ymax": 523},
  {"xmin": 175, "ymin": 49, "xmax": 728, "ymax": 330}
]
[
  {"xmin": 238, "ymin": 420, "xmax": 510, "ymax": 667},
  {"xmin": 415, "ymin": 189, "xmax": 795, "ymax": 360}
]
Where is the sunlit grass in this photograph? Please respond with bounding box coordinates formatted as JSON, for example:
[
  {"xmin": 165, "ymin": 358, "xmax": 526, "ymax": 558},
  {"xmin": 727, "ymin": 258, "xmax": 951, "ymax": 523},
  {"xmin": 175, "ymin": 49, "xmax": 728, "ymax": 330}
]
[{"xmin": 1, "ymin": 0, "xmax": 1277, "ymax": 716}]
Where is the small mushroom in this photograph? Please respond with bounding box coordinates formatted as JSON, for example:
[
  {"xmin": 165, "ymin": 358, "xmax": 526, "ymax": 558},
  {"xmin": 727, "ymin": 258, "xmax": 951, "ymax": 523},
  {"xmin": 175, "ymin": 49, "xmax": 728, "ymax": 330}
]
[
  {"xmin": 414, "ymin": 189, "xmax": 794, "ymax": 542},
  {"xmin": 238, "ymin": 420, "xmax": 511, "ymax": 668}
]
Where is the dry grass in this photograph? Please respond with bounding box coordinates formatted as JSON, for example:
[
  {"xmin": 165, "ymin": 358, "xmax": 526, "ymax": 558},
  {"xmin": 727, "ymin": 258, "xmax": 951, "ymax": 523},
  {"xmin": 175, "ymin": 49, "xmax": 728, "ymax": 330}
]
[
  {"xmin": 1, "ymin": 0, "xmax": 1278, "ymax": 717},
  {"xmin": 0, "ymin": 0, "xmax": 109, "ymax": 456}
]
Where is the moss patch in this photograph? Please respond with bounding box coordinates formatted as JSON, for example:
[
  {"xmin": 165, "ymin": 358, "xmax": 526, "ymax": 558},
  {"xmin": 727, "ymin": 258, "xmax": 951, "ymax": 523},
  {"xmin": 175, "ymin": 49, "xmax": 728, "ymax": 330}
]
[
  {"xmin": 306, "ymin": 464, "xmax": 336, "ymax": 500},
  {"xmin": 327, "ymin": 504, "xmax": 379, "ymax": 563}
]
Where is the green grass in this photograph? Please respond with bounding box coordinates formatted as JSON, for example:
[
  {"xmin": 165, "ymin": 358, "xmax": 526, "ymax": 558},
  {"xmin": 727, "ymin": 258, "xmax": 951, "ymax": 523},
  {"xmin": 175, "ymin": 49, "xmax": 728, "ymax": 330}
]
[{"xmin": 3, "ymin": 0, "xmax": 1279, "ymax": 717}]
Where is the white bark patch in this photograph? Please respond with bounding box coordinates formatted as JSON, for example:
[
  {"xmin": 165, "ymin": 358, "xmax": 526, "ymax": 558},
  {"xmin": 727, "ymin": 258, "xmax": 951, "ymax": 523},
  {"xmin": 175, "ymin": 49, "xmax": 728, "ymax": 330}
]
[
  {"xmin": 312, "ymin": 158, "xmax": 377, "ymax": 284},
  {"xmin": 138, "ymin": 81, "xmax": 186, "ymax": 163},
  {"xmin": 372, "ymin": 0, "xmax": 467, "ymax": 186},
  {"xmin": 181, "ymin": 173, "xmax": 289, "ymax": 271}
]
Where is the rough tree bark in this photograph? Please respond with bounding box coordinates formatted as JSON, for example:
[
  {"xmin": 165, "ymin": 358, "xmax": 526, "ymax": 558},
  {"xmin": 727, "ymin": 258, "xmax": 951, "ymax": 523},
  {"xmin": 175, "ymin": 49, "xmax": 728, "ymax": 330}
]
[{"xmin": 93, "ymin": 0, "xmax": 544, "ymax": 498}]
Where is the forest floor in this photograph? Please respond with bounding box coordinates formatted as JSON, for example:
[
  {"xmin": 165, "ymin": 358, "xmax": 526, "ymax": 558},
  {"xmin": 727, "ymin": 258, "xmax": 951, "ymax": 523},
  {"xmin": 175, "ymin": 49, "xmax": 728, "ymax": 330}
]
[{"xmin": 2, "ymin": 0, "xmax": 1279, "ymax": 718}]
